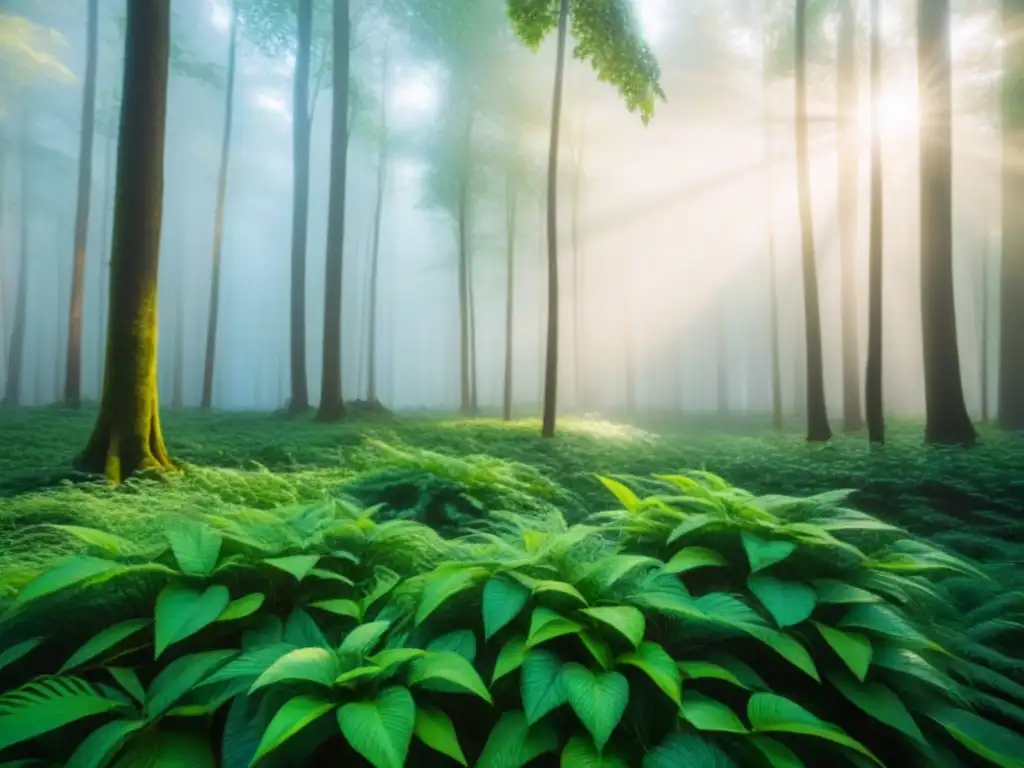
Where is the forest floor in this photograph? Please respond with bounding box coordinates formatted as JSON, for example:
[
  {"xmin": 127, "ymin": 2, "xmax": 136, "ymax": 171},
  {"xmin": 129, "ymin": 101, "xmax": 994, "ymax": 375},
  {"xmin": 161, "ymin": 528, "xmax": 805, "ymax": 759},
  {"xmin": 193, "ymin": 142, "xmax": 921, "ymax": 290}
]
[{"xmin": 0, "ymin": 406, "xmax": 1022, "ymax": 595}]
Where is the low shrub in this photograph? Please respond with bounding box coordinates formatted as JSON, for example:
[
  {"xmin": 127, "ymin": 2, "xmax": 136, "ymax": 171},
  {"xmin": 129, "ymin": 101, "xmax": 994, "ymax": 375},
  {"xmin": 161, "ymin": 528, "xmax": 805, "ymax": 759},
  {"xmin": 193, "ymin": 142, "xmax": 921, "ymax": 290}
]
[{"xmin": 0, "ymin": 472, "xmax": 1021, "ymax": 766}]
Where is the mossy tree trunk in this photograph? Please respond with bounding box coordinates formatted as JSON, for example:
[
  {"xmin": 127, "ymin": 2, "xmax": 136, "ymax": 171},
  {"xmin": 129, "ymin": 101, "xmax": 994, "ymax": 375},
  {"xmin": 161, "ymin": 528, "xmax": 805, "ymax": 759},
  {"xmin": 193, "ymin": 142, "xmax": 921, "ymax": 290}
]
[
  {"xmin": 64, "ymin": 0, "xmax": 99, "ymax": 408},
  {"xmin": 96, "ymin": 133, "xmax": 114, "ymax": 395},
  {"xmin": 917, "ymin": 0, "xmax": 976, "ymax": 445},
  {"xmin": 76, "ymin": 0, "xmax": 173, "ymax": 482},
  {"xmin": 866, "ymin": 0, "xmax": 886, "ymax": 444}
]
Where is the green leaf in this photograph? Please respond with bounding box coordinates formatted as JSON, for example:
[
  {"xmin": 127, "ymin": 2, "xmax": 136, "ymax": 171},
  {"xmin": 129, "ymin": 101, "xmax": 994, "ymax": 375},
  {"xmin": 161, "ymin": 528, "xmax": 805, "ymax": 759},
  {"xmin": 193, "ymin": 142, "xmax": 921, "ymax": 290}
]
[
  {"xmin": 337, "ymin": 687, "xmax": 415, "ymax": 768},
  {"xmin": 416, "ymin": 566, "xmax": 485, "ymax": 625},
  {"xmin": 166, "ymin": 520, "xmax": 222, "ymax": 576},
  {"xmin": 597, "ymin": 476, "xmax": 640, "ymax": 511},
  {"xmin": 61, "ymin": 619, "xmax": 151, "ymax": 673},
  {"xmin": 14, "ymin": 556, "xmax": 123, "ymax": 607},
  {"xmin": 578, "ymin": 630, "xmax": 613, "ymax": 670},
  {"xmin": 561, "ymin": 664, "xmax": 628, "ymax": 751},
  {"xmin": 334, "ymin": 665, "xmax": 387, "ymax": 687},
  {"xmin": 362, "ymin": 567, "xmax": 401, "ymax": 612},
  {"xmin": 580, "ymin": 606, "xmax": 644, "ymax": 648},
  {"xmin": 680, "ymin": 690, "xmax": 747, "ymax": 733},
  {"xmin": 666, "ymin": 513, "xmax": 719, "ymax": 544},
  {"xmin": 0, "ymin": 677, "xmax": 127, "ymax": 751},
  {"xmin": 928, "ymin": 707, "xmax": 1024, "ymax": 768},
  {"xmin": 408, "ymin": 651, "xmax": 493, "ymax": 702},
  {"xmin": 742, "ymin": 534, "xmax": 796, "ymax": 573},
  {"xmin": 522, "ymin": 649, "xmax": 568, "ymax": 724},
  {"xmin": 308, "ymin": 568, "xmax": 354, "ymax": 586},
  {"xmin": 617, "ymin": 641, "xmax": 682, "ymax": 707},
  {"xmin": 414, "ymin": 705, "xmax": 467, "ymax": 766},
  {"xmin": 643, "ymin": 733, "xmax": 737, "ymax": 768},
  {"xmin": 594, "ymin": 554, "xmax": 662, "ymax": 588},
  {"xmin": 747, "ymin": 693, "xmax": 881, "ymax": 764},
  {"xmin": 828, "ymin": 670, "xmax": 926, "ymax": 744},
  {"xmin": 154, "ymin": 584, "xmax": 231, "ymax": 658},
  {"xmin": 813, "ymin": 580, "xmax": 879, "ymax": 605},
  {"xmin": 264, "ymin": 555, "xmax": 321, "ymax": 581},
  {"xmin": 533, "ymin": 580, "xmax": 588, "ymax": 606},
  {"xmin": 813, "ymin": 622, "xmax": 872, "ymax": 682},
  {"xmin": 46, "ymin": 525, "xmax": 137, "ymax": 557},
  {"xmin": 560, "ymin": 733, "xmax": 629, "ymax": 767},
  {"xmin": 484, "ymin": 576, "xmax": 531, "ymax": 640},
  {"xmin": 309, "ymin": 598, "xmax": 363, "ymax": 621},
  {"xmin": 748, "ymin": 576, "xmax": 817, "ymax": 628},
  {"xmin": 664, "ymin": 547, "xmax": 729, "ymax": 575},
  {"xmin": 477, "ymin": 711, "xmax": 560, "ymax": 768},
  {"xmin": 113, "ymin": 728, "xmax": 215, "ymax": 768},
  {"xmin": 748, "ymin": 735, "xmax": 805, "ymax": 767},
  {"xmin": 251, "ymin": 648, "xmax": 341, "ymax": 691},
  {"xmin": 339, "ymin": 621, "xmax": 391, "ymax": 658},
  {"xmin": 739, "ymin": 625, "xmax": 819, "ymax": 681},
  {"xmin": 838, "ymin": 604, "xmax": 929, "ymax": 645},
  {"xmin": 146, "ymin": 651, "xmax": 235, "ymax": 718},
  {"xmin": 109, "ymin": 667, "xmax": 146, "ymax": 703},
  {"xmin": 493, "ymin": 635, "xmax": 527, "ymax": 684},
  {"xmin": 218, "ymin": 593, "xmax": 265, "ymax": 623},
  {"xmin": 427, "ymin": 629, "xmax": 477, "ymax": 662},
  {"xmin": 251, "ymin": 695, "xmax": 335, "ymax": 764},
  {"xmin": 366, "ymin": 648, "xmax": 426, "ymax": 673},
  {"xmin": 527, "ymin": 607, "xmax": 582, "ymax": 648},
  {"xmin": 0, "ymin": 638, "xmax": 44, "ymax": 675},
  {"xmin": 677, "ymin": 661, "xmax": 749, "ymax": 690},
  {"xmin": 65, "ymin": 718, "xmax": 145, "ymax": 768}
]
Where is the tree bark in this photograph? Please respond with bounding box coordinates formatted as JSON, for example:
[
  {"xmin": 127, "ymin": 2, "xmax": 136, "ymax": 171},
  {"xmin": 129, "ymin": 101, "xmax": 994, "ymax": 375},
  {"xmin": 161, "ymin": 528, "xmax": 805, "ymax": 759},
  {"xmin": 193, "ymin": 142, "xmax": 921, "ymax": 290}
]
[
  {"xmin": 201, "ymin": 0, "xmax": 238, "ymax": 410},
  {"xmin": 795, "ymin": 0, "xmax": 832, "ymax": 442},
  {"xmin": 316, "ymin": 0, "xmax": 351, "ymax": 423},
  {"xmin": 762, "ymin": 11, "xmax": 783, "ymax": 433},
  {"xmin": 837, "ymin": 0, "xmax": 863, "ymax": 432},
  {"xmin": 288, "ymin": 0, "xmax": 313, "ymax": 413},
  {"xmin": 1000, "ymin": 0, "xmax": 1024, "ymax": 429},
  {"xmin": 2, "ymin": 122, "xmax": 30, "ymax": 409},
  {"xmin": 503, "ymin": 175, "xmax": 516, "ymax": 421},
  {"xmin": 76, "ymin": 0, "xmax": 173, "ymax": 482},
  {"xmin": 541, "ymin": 0, "xmax": 569, "ymax": 437},
  {"xmin": 97, "ymin": 133, "xmax": 114, "ymax": 396},
  {"xmin": 64, "ymin": 0, "xmax": 99, "ymax": 408},
  {"xmin": 866, "ymin": 0, "xmax": 885, "ymax": 444},
  {"xmin": 571, "ymin": 129, "xmax": 583, "ymax": 409},
  {"xmin": 918, "ymin": 0, "xmax": 976, "ymax": 445},
  {"xmin": 366, "ymin": 46, "xmax": 389, "ymax": 405}
]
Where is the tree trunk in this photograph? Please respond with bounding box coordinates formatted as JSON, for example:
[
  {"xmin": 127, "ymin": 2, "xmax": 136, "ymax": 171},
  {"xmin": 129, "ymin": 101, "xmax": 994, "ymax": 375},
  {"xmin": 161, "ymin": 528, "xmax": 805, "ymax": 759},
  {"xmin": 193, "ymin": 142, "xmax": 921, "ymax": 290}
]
[
  {"xmin": 866, "ymin": 0, "xmax": 885, "ymax": 444},
  {"xmin": 837, "ymin": 0, "xmax": 863, "ymax": 432},
  {"xmin": 76, "ymin": 0, "xmax": 173, "ymax": 482},
  {"xmin": 316, "ymin": 0, "xmax": 351, "ymax": 423},
  {"xmin": 97, "ymin": 132, "xmax": 114, "ymax": 395},
  {"xmin": 571, "ymin": 134, "xmax": 583, "ymax": 409},
  {"xmin": 64, "ymin": 0, "xmax": 99, "ymax": 408},
  {"xmin": 1000, "ymin": 0, "xmax": 1024, "ymax": 429},
  {"xmin": 980, "ymin": 235, "xmax": 990, "ymax": 422},
  {"xmin": 2, "ymin": 124, "xmax": 30, "ymax": 409},
  {"xmin": 171, "ymin": 221, "xmax": 184, "ymax": 409},
  {"xmin": 366, "ymin": 47, "xmax": 389, "ymax": 405},
  {"xmin": 503, "ymin": 175, "xmax": 516, "ymax": 422},
  {"xmin": 288, "ymin": 0, "xmax": 313, "ymax": 413},
  {"xmin": 201, "ymin": 0, "xmax": 238, "ymax": 410},
  {"xmin": 795, "ymin": 0, "xmax": 832, "ymax": 442},
  {"xmin": 541, "ymin": 0, "xmax": 569, "ymax": 437},
  {"xmin": 467, "ymin": 238, "xmax": 478, "ymax": 414},
  {"xmin": 762, "ymin": 16, "xmax": 783, "ymax": 433},
  {"xmin": 918, "ymin": 0, "xmax": 975, "ymax": 445},
  {"xmin": 457, "ymin": 172, "xmax": 471, "ymax": 414}
]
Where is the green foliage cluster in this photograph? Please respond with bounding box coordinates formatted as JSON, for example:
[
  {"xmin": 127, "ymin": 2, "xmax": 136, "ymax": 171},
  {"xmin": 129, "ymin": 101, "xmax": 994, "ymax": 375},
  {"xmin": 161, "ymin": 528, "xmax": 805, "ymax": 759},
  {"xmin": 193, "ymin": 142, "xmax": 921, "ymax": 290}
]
[{"xmin": 1, "ymin": 469, "xmax": 1022, "ymax": 766}]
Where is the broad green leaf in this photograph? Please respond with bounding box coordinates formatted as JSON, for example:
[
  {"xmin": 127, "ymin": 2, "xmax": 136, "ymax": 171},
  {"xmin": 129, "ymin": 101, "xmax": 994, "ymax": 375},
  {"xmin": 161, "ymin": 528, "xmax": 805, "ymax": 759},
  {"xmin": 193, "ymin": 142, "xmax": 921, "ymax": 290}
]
[
  {"xmin": 813, "ymin": 580, "xmax": 879, "ymax": 605},
  {"xmin": 813, "ymin": 622, "xmax": 872, "ymax": 681},
  {"xmin": 484, "ymin": 576, "xmax": 531, "ymax": 640},
  {"xmin": 109, "ymin": 667, "xmax": 146, "ymax": 703},
  {"xmin": 680, "ymin": 690, "xmax": 747, "ymax": 733},
  {"xmin": 337, "ymin": 687, "xmax": 415, "ymax": 768},
  {"xmin": 477, "ymin": 711, "xmax": 560, "ymax": 768},
  {"xmin": 560, "ymin": 733, "xmax": 629, "ymax": 767},
  {"xmin": 0, "ymin": 638, "xmax": 44, "ymax": 674},
  {"xmin": 578, "ymin": 630, "xmax": 613, "ymax": 670},
  {"xmin": 526, "ymin": 607, "xmax": 582, "ymax": 648},
  {"xmin": 65, "ymin": 718, "xmax": 145, "ymax": 768},
  {"xmin": 533, "ymin": 580, "xmax": 588, "ymax": 606},
  {"xmin": 368, "ymin": 648, "xmax": 427, "ymax": 676},
  {"xmin": 339, "ymin": 621, "xmax": 391, "ymax": 658},
  {"xmin": 427, "ymin": 629, "xmax": 477, "ymax": 662},
  {"xmin": 362, "ymin": 567, "xmax": 401, "ymax": 611},
  {"xmin": 747, "ymin": 576, "xmax": 817, "ymax": 628},
  {"xmin": 742, "ymin": 534, "xmax": 796, "ymax": 573},
  {"xmin": 747, "ymin": 693, "xmax": 881, "ymax": 764},
  {"xmin": 664, "ymin": 547, "xmax": 729, "ymax": 575},
  {"xmin": 677, "ymin": 661, "xmax": 749, "ymax": 690},
  {"xmin": 522, "ymin": 650, "xmax": 568, "ymax": 724},
  {"xmin": 666, "ymin": 513, "xmax": 718, "ymax": 544},
  {"xmin": 251, "ymin": 695, "xmax": 335, "ymax": 764},
  {"xmin": 749, "ymin": 736, "xmax": 805, "ymax": 767},
  {"xmin": 581, "ymin": 606, "xmax": 645, "ymax": 648},
  {"xmin": 334, "ymin": 665, "xmax": 387, "ymax": 687},
  {"xmin": 643, "ymin": 733, "xmax": 737, "ymax": 768},
  {"xmin": 617, "ymin": 641, "xmax": 682, "ymax": 707},
  {"xmin": 46, "ymin": 525, "xmax": 137, "ymax": 557},
  {"xmin": 739, "ymin": 625, "xmax": 819, "ymax": 681},
  {"xmin": 416, "ymin": 566, "xmax": 486, "ymax": 625},
  {"xmin": 594, "ymin": 554, "xmax": 662, "ymax": 587},
  {"xmin": 561, "ymin": 664, "xmax": 628, "ymax": 751},
  {"xmin": 251, "ymin": 647, "xmax": 341, "ymax": 692},
  {"xmin": 493, "ymin": 635, "xmax": 527, "ymax": 684},
  {"xmin": 597, "ymin": 476, "xmax": 640, "ymax": 511},
  {"xmin": 264, "ymin": 555, "xmax": 321, "ymax": 581},
  {"xmin": 14, "ymin": 556, "xmax": 123, "ymax": 607},
  {"xmin": 0, "ymin": 677, "xmax": 127, "ymax": 751},
  {"xmin": 146, "ymin": 651, "xmax": 235, "ymax": 718},
  {"xmin": 309, "ymin": 599, "xmax": 362, "ymax": 621},
  {"xmin": 705, "ymin": 653, "xmax": 770, "ymax": 690},
  {"xmin": 828, "ymin": 671, "xmax": 925, "ymax": 744},
  {"xmin": 408, "ymin": 651, "xmax": 493, "ymax": 702},
  {"xmin": 166, "ymin": 520, "xmax": 222, "ymax": 576},
  {"xmin": 154, "ymin": 584, "xmax": 231, "ymax": 658},
  {"xmin": 838, "ymin": 604, "xmax": 929, "ymax": 646},
  {"xmin": 414, "ymin": 705, "xmax": 467, "ymax": 766},
  {"xmin": 308, "ymin": 568, "xmax": 354, "ymax": 586},
  {"xmin": 928, "ymin": 707, "xmax": 1024, "ymax": 768},
  {"xmin": 217, "ymin": 593, "xmax": 265, "ymax": 623}
]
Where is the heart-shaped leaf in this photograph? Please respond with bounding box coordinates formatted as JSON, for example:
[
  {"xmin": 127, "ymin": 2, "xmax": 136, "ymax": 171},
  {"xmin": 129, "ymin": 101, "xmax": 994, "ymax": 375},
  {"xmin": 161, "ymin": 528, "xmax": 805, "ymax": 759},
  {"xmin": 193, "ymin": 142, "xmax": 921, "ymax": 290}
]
[
  {"xmin": 742, "ymin": 534, "xmax": 796, "ymax": 573},
  {"xmin": 251, "ymin": 695, "xmax": 335, "ymax": 764},
  {"xmin": 562, "ymin": 664, "xmax": 629, "ymax": 751},
  {"xmin": 414, "ymin": 705, "xmax": 467, "ymax": 766},
  {"xmin": 748, "ymin": 576, "xmax": 817, "ymax": 628},
  {"xmin": 154, "ymin": 584, "xmax": 231, "ymax": 658},
  {"xmin": 522, "ymin": 650, "xmax": 568, "ymax": 724},
  {"xmin": 617, "ymin": 641, "xmax": 682, "ymax": 707},
  {"xmin": 337, "ymin": 687, "xmax": 415, "ymax": 768},
  {"xmin": 581, "ymin": 606, "xmax": 645, "ymax": 648}
]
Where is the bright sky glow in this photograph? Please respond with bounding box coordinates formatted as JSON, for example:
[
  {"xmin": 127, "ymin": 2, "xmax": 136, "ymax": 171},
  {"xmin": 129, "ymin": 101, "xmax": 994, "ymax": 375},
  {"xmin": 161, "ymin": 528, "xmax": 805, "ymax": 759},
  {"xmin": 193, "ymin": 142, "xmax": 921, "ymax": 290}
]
[
  {"xmin": 390, "ymin": 66, "xmax": 439, "ymax": 122},
  {"xmin": 635, "ymin": 0, "xmax": 668, "ymax": 45},
  {"xmin": 207, "ymin": 0, "xmax": 231, "ymax": 32},
  {"xmin": 858, "ymin": 79, "xmax": 918, "ymax": 141},
  {"xmin": 253, "ymin": 90, "xmax": 290, "ymax": 120}
]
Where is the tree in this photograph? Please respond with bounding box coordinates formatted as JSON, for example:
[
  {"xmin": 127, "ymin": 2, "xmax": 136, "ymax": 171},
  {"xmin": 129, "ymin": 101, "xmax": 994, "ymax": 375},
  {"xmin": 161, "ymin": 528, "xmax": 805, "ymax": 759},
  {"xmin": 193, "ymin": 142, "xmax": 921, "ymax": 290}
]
[
  {"xmin": 316, "ymin": 0, "xmax": 352, "ymax": 422},
  {"xmin": 794, "ymin": 0, "xmax": 831, "ymax": 442},
  {"xmin": 917, "ymin": 0, "xmax": 975, "ymax": 445},
  {"xmin": 201, "ymin": 0, "xmax": 239, "ymax": 410},
  {"xmin": 503, "ymin": 172, "xmax": 517, "ymax": 421},
  {"xmin": 865, "ymin": 0, "xmax": 885, "ymax": 444},
  {"xmin": 77, "ymin": 0, "xmax": 173, "ymax": 482},
  {"xmin": 2, "ymin": 118, "xmax": 31, "ymax": 408},
  {"xmin": 364, "ymin": 41, "xmax": 390, "ymax": 406},
  {"xmin": 1000, "ymin": 0, "xmax": 1024, "ymax": 429},
  {"xmin": 761, "ymin": 0, "xmax": 783, "ymax": 433},
  {"xmin": 507, "ymin": 0, "xmax": 663, "ymax": 438}
]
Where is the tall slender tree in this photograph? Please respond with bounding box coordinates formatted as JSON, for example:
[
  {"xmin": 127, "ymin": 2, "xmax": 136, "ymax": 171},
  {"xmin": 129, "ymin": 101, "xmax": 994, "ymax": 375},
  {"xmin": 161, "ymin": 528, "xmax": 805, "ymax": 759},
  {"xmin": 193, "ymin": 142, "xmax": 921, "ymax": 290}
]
[
  {"xmin": 63, "ymin": 0, "xmax": 99, "ymax": 408},
  {"xmin": 201, "ymin": 0, "xmax": 239, "ymax": 410},
  {"xmin": 865, "ymin": 0, "xmax": 885, "ymax": 444},
  {"xmin": 980, "ymin": 235, "xmax": 990, "ymax": 422},
  {"xmin": 2, "ymin": 118, "xmax": 30, "ymax": 408},
  {"xmin": 503, "ymin": 172, "xmax": 517, "ymax": 421},
  {"xmin": 917, "ymin": 0, "xmax": 975, "ymax": 445},
  {"xmin": 762, "ymin": 1, "xmax": 783, "ymax": 433},
  {"xmin": 365, "ymin": 42, "xmax": 390, "ymax": 406},
  {"xmin": 77, "ymin": 0, "xmax": 173, "ymax": 481}
]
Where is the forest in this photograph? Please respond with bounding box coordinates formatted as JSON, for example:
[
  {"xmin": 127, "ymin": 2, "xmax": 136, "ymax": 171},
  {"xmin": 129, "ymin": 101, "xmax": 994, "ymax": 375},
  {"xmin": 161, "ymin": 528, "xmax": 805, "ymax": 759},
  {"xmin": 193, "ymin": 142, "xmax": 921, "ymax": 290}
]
[{"xmin": 0, "ymin": 0, "xmax": 1023, "ymax": 765}]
